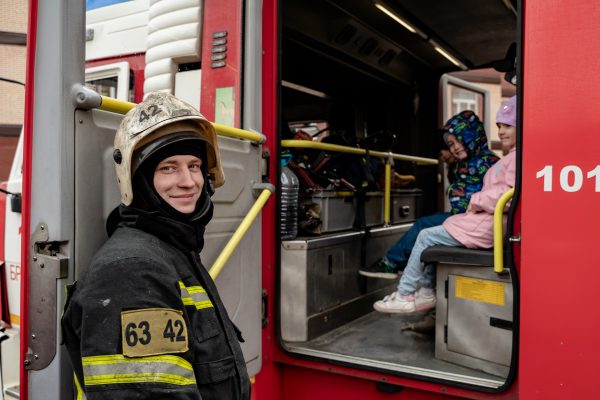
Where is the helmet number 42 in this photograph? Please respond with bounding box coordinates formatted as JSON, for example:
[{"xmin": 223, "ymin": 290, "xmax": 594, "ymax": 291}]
[{"xmin": 139, "ymin": 105, "xmax": 161, "ymax": 123}]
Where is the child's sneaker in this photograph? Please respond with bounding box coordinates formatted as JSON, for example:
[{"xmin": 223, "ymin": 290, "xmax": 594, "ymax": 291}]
[
  {"xmin": 359, "ymin": 257, "xmax": 399, "ymax": 279},
  {"xmin": 415, "ymin": 287, "xmax": 436, "ymax": 311},
  {"xmin": 373, "ymin": 292, "xmax": 416, "ymax": 313}
]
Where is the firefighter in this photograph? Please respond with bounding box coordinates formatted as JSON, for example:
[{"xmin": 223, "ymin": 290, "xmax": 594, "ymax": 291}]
[{"xmin": 62, "ymin": 92, "xmax": 250, "ymax": 399}]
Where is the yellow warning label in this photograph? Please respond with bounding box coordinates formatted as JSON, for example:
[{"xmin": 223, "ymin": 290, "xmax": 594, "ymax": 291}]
[
  {"xmin": 455, "ymin": 276, "xmax": 505, "ymax": 306},
  {"xmin": 10, "ymin": 313, "xmax": 20, "ymax": 326}
]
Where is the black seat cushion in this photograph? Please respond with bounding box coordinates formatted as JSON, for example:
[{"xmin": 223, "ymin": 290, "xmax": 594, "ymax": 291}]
[{"xmin": 420, "ymin": 245, "xmax": 493, "ymax": 267}]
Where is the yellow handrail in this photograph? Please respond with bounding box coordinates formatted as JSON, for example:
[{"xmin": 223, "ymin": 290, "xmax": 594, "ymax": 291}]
[
  {"xmin": 282, "ymin": 140, "xmax": 437, "ymax": 227},
  {"xmin": 212, "ymin": 122, "xmax": 265, "ymax": 144},
  {"xmin": 99, "ymin": 96, "xmax": 136, "ymax": 114},
  {"xmin": 281, "ymin": 140, "xmax": 438, "ymax": 165},
  {"xmin": 493, "ymin": 188, "xmax": 515, "ymax": 273},
  {"xmin": 209, "ymin": 188, "xmax": 273, "ymax": 279},
  {"xmin": 99, "ymin": 96, "xmax": 265, "ymax": 144}
]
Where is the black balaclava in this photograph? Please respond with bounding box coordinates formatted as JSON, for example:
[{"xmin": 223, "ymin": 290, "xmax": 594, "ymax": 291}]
[{"xmin": 131, "ymin": 139, "xmax": 214, "ymax": 227}]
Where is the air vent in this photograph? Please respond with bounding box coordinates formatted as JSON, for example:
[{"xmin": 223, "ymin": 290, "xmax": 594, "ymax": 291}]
[
  {"xmin": 359, "ymin": 38, "xmax": 378, "ymax": 56},
  {"xmin": 334, "ymin": 24, "xmax": 357, "ymax": 45},
  {"xmin": 379, "ymin": 49, "xmax": 397, "ymax": 66}
]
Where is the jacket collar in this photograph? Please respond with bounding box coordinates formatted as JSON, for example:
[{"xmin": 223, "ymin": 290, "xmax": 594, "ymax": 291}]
[{"xmin": 107, "ymin": 205, "xmax": 205, "ymax": 253}]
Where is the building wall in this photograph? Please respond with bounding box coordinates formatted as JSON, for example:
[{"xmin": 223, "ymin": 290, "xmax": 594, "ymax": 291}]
[
  {"xmin": 0, "ymin": 0, "xmax": 28, "ymax": 180},
  {"xmin": 450, "ymin": 69, "xmax": 517, "ymax": 156}
]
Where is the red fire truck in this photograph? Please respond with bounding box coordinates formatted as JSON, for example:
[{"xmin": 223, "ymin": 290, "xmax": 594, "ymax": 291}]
[{"xmin": 9, "ymin": 0, "xmax": 600, "ymax": 399}]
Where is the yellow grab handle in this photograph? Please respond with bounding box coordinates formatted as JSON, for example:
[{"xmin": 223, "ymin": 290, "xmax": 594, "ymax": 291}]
[
  {"xmin": 494, "ymin": 188, "xmax": 515, "ymax": 273},
  {"xmin": 209, "ymin": 189, "xmax": 273, "ymax": 279},
  {"xmin": 212, "ymin": 122, "xmax": 266, "ymax": 144},
  {"xmin": 98, "ymin": 96, "xmax": 265, "ymax": 144},
  {"xmin": 281, "ymin": 140, "xmax": 438, "ymax": 165},
  {"xmin": 100, "ymin": 96, "xmax": 136, "ymax": 114}
]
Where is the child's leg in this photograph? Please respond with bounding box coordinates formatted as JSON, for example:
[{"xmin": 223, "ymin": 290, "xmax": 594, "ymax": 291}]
[
  {"xmin": 397, "ymin": 225, "xmax": 461, "ymax": 295},
  {"xmin": 385, "ymin": 212, "xmax": 450, "ymax": 268}
]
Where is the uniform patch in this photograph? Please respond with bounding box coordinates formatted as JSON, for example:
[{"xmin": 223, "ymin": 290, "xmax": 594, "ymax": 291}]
[{"xmin": 121, "ymin": 308, "xmax": 188, "ymax": 357}]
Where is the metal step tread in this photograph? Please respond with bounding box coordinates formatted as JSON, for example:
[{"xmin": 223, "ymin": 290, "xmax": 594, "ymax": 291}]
[{"xmin": 5, "ymin": 385, "xmax": 19, "ymax": 399}]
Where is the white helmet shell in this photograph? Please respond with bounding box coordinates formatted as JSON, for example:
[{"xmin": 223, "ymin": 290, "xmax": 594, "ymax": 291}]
[{"xmin": 114, "ymin": 92, "xmax": 225, "ymax": 206}]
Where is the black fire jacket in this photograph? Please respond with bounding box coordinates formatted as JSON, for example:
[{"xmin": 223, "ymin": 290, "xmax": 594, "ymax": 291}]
[{"xmin": 61, "ymin": 206, "xmax": 250, "ymax": 399}]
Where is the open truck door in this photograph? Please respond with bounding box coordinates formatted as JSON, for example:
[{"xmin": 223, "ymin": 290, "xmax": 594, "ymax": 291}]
[{"xmin": 21, "ymin": 1, "xmax": 264, "ymax": 398}]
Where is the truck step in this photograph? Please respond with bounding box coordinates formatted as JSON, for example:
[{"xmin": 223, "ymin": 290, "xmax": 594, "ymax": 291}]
[{"xmin": 5, "ymin": 385, "xmax": 19, "ymax": 399}]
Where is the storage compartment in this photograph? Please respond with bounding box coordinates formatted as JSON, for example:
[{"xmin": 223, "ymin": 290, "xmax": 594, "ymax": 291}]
[
  {"xmin": 390, "ymin": 189, "xmax": 422, "ymax": 224},
  {"xmin": 300, "ymin": 191, "xmax": 355, "ymax": 233},
  {"xmin": 435, "ymin": 263, "xmax": 513, "ymax": 378},
  {"xmin": 299, "ymin": 190, "xmax": 422, "ymax": 233},
  {"xmin": 364, "ymin": 192, "xmax": 384, "ymax": 227},
  {"xmin": 280, "ymin": 225, "xmax": 410, "ymax": 342}
]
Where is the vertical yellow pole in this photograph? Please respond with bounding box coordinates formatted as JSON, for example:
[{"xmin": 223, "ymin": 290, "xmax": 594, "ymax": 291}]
[
  {"xmin": 384, "ymin": 154, "xmax": 392, "ymax": 226},
  {"xmin": 493, "ymin": 188, "xmax": 515, "ymax": 273}
]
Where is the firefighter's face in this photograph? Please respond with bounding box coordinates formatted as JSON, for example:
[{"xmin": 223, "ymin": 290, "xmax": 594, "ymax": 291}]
[
  {"xmin": 445, "ymin": 134, "xmax": 468, "ymax": 160},
  {"xmin": 153, "ymin": 155, "xmax": 204, "ymax": 213}
]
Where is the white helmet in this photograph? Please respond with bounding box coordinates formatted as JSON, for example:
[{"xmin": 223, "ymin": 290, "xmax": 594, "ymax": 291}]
[{"xmin": 113, "ymin": 92, "xmax": 225, "ymax": 206}]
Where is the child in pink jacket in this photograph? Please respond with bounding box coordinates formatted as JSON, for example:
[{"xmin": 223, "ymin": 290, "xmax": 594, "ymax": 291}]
[{"xmin": 374, "ymin": 96, "xmax": 517, "ymax": 314}]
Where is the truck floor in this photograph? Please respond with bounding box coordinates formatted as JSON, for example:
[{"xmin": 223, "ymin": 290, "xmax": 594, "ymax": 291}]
[{"xmin": 286, "ymin": 310, "xmax": 505, "ymax": 388}]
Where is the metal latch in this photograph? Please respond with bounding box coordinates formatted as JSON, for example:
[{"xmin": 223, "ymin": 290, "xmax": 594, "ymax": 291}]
[
  {"xmin": 261, "ymin": 148, "xmax": 270, "ymax": 179},
  {"xmin": 25, "ymin": 223, "xmax": 69, "ymax": 371},
  {"xmin": 400, "ymin": 205, "xmax": 411, "ymax": 217}
]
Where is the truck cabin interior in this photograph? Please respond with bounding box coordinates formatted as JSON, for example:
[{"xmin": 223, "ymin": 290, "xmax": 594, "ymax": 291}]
[{"xmin": 279, "ymin": 0, "xmax": 517, "ymax": 390}]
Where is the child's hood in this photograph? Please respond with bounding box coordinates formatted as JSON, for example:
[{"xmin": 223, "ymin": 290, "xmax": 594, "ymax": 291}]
[{"xmin": 442, "ymin": 110, "xmax": 490, "ymax": 158}]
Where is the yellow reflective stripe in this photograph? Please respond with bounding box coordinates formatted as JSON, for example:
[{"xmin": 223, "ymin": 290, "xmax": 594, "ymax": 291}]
[
  {"xmin": 191, "ymin": 299, "xmax": 213, "ymax": 309},
  {"xmin": 186, "ymin": 286, "xmax": 206, "ymax": 295},
  {"xmin": 194, "ymin": 300, "xmax": 213, "ymax": 310},
  {"xmin": 82, "ymin": 354, "xmax": 192, "ymax": 370},
  {"xmin": 74, "ymin": 373, "xmax": 85, "ymax": 400},
  {"xmin": 179, "ymin": 281, "xmax": 214, "ymax": 310},
  {"xmin": 182, "ymin": 297, "xmax": 195, "ymax": 306},
  {"xmin": 81, "ymin": 354, "xmax": 196, "ymax": 387},
  {"xmin": 85, "ymin": 372, "xmax": 195, "ymax": 386}
]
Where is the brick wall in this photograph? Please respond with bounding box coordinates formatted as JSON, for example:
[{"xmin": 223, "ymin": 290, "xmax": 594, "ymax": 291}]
[
  {"xmin": 0, "ymin": 45, "xmax": 26, "ymax": 125},
  {"xmin": 0, "ymin": 136, "xmax": 19, "ymax": 181},
  {"xmin": 1, "ymin": 0, "xmax": 28, "ymax": 181}
]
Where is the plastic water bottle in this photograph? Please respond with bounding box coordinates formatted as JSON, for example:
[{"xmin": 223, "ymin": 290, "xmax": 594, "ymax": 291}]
[{"xmin": 280, "ymin": 154, "xmax": 299, "ymax": 240}]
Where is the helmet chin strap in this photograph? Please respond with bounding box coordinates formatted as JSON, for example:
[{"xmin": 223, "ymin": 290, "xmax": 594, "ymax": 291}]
[{"xmin": 206, "ymin": 175, "xmax": 215, "ymax": 196}]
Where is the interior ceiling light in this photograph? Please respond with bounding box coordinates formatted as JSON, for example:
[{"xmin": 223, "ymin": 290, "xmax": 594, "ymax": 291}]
[
  {"xmin": 373, "ymin": 2, "xmax": 467, "ymax": 70},
  {"xmin": 282, "ymin": 80, "xmax": 328, "ymax": 99},
  {"xmin": 374, "ymin": 2, "xmax": 416, "ymax": 33},
  {"xmin": 430, "ymin": 40, "xmax": 467, "ymax": 70}
]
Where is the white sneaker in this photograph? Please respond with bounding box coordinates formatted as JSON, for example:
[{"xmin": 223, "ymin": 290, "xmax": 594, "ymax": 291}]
[
  {"xmin": 415, "ymin": 287, "xmax": 436, "ymax": 311},
  {"xmin": 373, "ymin": 292, "xmax": 416, "ymax": 314}
]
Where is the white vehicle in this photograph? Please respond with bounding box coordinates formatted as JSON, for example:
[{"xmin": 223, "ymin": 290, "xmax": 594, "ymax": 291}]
[{"xmin": 0, "ymin": 127, "xmax": 23, "ymax": 399}]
